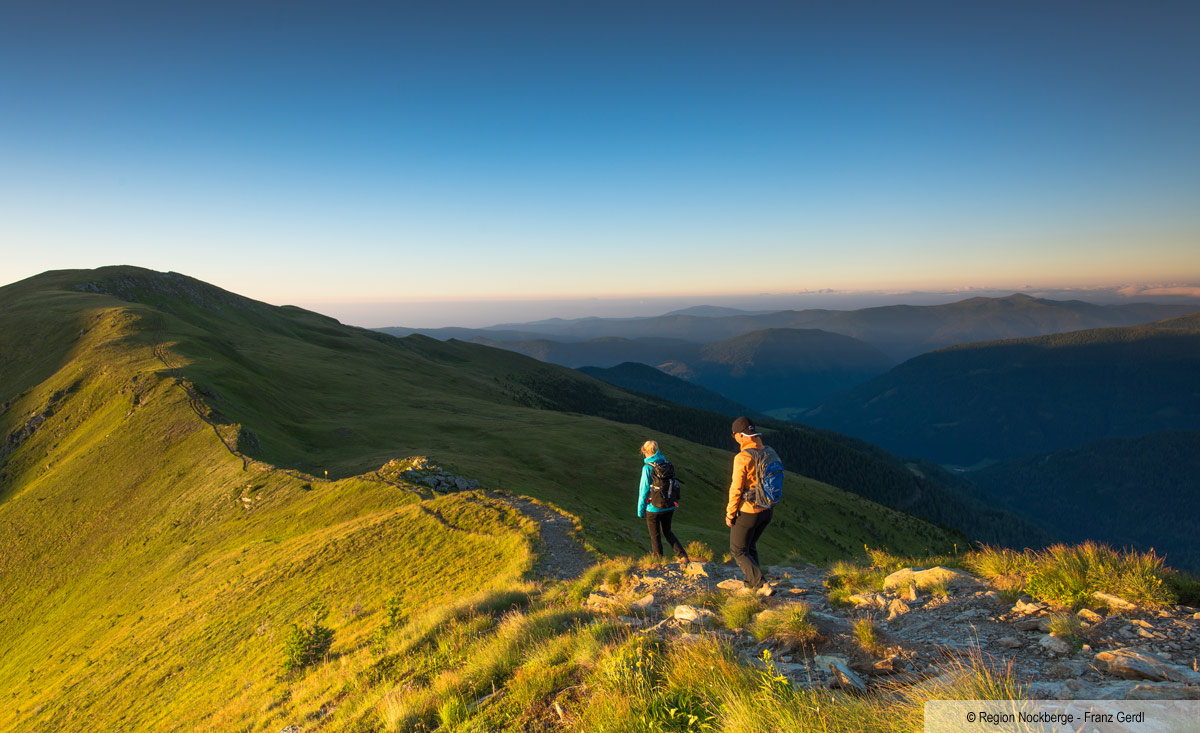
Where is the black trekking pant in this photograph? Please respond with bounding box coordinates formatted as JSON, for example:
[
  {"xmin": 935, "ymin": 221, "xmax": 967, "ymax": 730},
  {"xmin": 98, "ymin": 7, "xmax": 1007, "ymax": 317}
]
[
  {"xmin": 730, "ymin": 508, "xmax": 773, "ymax": 589},
  {"xmin": 646, "ymin": 510, "xmax": 686, "ymax": 558}
]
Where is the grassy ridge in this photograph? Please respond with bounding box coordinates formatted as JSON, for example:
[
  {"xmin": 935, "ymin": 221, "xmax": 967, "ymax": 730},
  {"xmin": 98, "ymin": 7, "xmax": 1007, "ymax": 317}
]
[{"xmin": 0, "ymin": 267, "xmax": 961, "ymax": 730}]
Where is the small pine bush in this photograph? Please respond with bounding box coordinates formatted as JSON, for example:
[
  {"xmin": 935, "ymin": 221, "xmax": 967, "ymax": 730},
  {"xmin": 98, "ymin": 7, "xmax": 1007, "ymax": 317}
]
[
  {"xmin": 384, "ymin": 594, "xmax": 405, "ymax": 629},
  {"xmin": 281, "ymin": 601, "xmax": 335, "ymax": 673}
]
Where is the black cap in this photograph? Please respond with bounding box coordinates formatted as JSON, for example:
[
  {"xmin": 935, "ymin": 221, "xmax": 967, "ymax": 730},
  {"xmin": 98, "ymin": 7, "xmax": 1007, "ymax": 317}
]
[{"xmin": 731, "ymin": 416, "xmax": 758, "ymax": 436}]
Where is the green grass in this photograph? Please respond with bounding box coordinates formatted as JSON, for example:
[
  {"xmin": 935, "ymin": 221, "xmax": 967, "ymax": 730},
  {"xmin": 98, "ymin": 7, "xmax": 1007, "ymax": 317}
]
[
  {"xmin": 751, "ymin": 604, "xmax": 821, "ymax": 650},
  {"xmin": 721, "ymin": 596, "xmax": 765, "ymax": 630},
  {"xmin": 852, "ymin": 617, "xmax": 886, "ymax": 657},
  {"xmin": 0, "ymin": 267, "xmax": 964, "ymax": 730},
  {"xmin": 966, "ymin": 542, "xmax": 1177, "ymax": 609},
  {"xmin": 824, "ymin": 543, "xmax": 1183, "ymax": 613},
  {"xmin": 684, "ymin": 540, "xmax": 713, "ymax": 562}
]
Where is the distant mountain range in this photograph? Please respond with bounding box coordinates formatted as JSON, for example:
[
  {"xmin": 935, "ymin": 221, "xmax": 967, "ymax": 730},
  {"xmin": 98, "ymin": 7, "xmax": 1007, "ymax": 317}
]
[
  {"xmin": 379, "ymin": 293, "xmax": 1199, "ymax": 361},
  {"xmin": 377, "ymin": 294, "xmax": 1198, "ymax": 413},
  {"xmin": 804, "ymin": 313, "xmax": 1200, "ymax": 466}
]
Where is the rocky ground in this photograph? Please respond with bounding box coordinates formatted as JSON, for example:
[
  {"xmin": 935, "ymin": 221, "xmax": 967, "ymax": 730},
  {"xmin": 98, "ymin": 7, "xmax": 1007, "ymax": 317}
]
[
  {"xmin": 582, "ymin": 558, "xmax": 1200, "ymax": 701},
  {"xmin": 364, "ymin": 470, "xmax": 1200, "ymax": 704}
]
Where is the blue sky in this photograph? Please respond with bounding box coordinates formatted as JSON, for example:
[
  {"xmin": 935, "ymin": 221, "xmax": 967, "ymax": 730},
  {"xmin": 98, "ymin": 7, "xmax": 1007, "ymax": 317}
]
[{"xmin": 2, "ymin": 1, "xmax": 1198, "ymax": 325}]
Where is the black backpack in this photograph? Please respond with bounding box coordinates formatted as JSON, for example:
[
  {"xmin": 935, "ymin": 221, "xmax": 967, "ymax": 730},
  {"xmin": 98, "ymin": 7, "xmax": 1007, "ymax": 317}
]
[{"xmin": 648, "ymin": 459, "xmax": 681, "ymax": 509}]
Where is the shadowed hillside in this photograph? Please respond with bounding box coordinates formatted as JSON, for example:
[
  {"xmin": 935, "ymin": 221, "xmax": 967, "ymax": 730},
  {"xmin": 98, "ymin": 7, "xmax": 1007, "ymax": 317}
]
[
  {"xmin": 470, "ymin": 328, "xmax": 893, "ymax": 411},
  {"xmin": 972, "ymin": 430, "xmax": 1200, "ymax": 572},
  {"xmin": 805, "ymin": 315, "xmax": 1200, "ymax": 465},
  {"xmin": 578, "ymin": 361, "xmax": 760, "ymax": 417}
]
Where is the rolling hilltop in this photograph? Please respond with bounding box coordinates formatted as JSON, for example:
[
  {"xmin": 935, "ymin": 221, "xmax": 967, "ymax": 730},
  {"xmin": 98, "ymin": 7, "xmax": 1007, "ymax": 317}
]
[{"xmin": 1, "ymin": 266, "xmax": 964, "ymax": 730}]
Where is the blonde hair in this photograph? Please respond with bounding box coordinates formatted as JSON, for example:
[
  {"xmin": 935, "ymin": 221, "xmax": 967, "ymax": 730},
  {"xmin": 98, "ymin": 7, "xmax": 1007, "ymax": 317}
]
[{"xmin": 641, "ymin": 440, "xmax": 658, "ymax": 456}]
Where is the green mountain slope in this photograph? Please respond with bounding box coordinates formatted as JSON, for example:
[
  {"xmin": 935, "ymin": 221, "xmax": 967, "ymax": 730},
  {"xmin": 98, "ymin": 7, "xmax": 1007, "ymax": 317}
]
[
  {"xmin": 503, "ymin": 362, "xmax": 1049, "ymax": 549},
  {"xmin": 805, "ymin": 316, "xmax": 1200, "ymax": 465},
  {"xmin": 972, "ymin": 430, "xmax": 1200, "ymax": 572},
  {"xmin": 1, "ymin": 267, "xmax": 959, "ymax": 731}
]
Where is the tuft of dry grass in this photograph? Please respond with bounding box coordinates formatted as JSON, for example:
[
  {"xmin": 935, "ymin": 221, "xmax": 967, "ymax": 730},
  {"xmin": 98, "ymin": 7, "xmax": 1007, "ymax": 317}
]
[
  {"xmin": 721, "ymin": 596, "xmax": 765, "ymax": 630},
  {"xmin": 685, "ymin": 540, "xmax": 714, "ymax": 562},
  {"xmin": 752, "ymin": 604, "xmax": 821, "ymax": 651},
  {"xmin": 852, "ymin": 617, "xmax": 887, "ymax": 657}
]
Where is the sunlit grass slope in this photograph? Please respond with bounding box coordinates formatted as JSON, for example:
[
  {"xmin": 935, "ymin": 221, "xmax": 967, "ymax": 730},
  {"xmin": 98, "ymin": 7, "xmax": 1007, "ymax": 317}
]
[{"xmin": 0, "ymin": 267, "xmax": 956, "ymax": 730}]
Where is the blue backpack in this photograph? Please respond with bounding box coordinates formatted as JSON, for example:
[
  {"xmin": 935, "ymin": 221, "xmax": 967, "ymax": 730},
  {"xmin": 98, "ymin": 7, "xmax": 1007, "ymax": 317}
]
[{"xmin": 744, "ymin": 446, "xmax": 783, "ymax": 508}]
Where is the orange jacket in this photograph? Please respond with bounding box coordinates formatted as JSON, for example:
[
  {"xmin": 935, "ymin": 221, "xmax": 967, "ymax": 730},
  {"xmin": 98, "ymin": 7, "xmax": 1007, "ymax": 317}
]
[{"xmin": 727, "ymin": 433, "xmax": 768, "ymax": 522}]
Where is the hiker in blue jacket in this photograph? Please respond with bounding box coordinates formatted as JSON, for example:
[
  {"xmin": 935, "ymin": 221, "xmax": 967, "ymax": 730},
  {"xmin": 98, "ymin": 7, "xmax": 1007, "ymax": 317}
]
[{"xmin": 637, "ymin": 440, "xmax": 691, "ymax": 563}]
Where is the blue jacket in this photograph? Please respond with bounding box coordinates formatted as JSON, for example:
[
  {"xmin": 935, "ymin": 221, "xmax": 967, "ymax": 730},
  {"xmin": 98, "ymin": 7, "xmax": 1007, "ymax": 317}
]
[{"xmin": 637, "ymin": 451, "xmax": 675, "ymax": 517}]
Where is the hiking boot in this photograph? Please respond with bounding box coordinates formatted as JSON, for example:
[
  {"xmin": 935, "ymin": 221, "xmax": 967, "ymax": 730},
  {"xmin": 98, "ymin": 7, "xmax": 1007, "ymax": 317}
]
[{"xmin": 755, "ymin": 583, "xmax": 775, "ymax": 597}]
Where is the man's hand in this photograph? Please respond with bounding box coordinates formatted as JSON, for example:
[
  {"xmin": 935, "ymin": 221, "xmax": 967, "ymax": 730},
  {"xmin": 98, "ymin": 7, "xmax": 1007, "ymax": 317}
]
[{"xmin": 725, "ymin": 516, "xmax": 734, "ymax": 527}]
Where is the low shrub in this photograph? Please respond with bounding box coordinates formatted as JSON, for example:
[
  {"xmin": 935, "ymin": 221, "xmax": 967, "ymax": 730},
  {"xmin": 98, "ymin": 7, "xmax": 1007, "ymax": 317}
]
[
  {"xmin": 384, "ymin": 594, "xmax": 405, "ymax": 630},
  {"xmin": 1164, "ymin": 570, "xmax": 1200, "ymax": 607},
  {"xmin": 282, "ymin": 601, "xmax": 335, "ymax": 673}
]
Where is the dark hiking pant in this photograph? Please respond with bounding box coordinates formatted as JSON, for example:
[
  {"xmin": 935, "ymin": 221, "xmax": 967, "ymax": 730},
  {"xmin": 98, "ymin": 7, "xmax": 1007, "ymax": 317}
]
[
  {"xmin": 646, "ymin": 510, "xmax": 686, "ymax": 558},
  {"xmin": 730, "ymin": 508, "xmax": 773, "ymax": 589}
]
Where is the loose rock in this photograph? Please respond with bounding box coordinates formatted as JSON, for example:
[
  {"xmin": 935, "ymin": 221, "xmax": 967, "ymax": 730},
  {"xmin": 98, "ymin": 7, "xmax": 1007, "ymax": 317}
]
[
  {"xmin": 1039, "ymin": 634, "xmax": 1072, "ymax": 655},
  {"xmin": 631, "ymin": 594, "xmax": 655, "ymax": 611},
  {"xmin": 1093, "ymin": 591, "xmax": 1138, "ymax": 611},
  {"xmin": 883, "ymin": 567, "xmax": 982, "ymax": 592},
  {"xmin": 886, "ymin": 598, "xmax": 911, "ymax": 621},
  {"xmin": 1093, "ymin": 647, "xmax": 1200, "ymax": 684},
  {"xmin": 824, "ymin": 657, "xmax": 868, "ymax": 694}
]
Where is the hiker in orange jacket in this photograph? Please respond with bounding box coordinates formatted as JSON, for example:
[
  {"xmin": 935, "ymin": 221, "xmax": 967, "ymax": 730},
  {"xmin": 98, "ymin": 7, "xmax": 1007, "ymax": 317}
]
[{"xmin": 726, "ymin": 416, "xmax": 775, "ymax": 596}]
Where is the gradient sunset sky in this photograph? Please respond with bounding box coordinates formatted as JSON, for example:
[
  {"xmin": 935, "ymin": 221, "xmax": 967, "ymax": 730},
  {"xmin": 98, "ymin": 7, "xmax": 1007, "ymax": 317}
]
[{"xmin": 2, "ymin": 1, "xmax": 1198, "ymax": 325}]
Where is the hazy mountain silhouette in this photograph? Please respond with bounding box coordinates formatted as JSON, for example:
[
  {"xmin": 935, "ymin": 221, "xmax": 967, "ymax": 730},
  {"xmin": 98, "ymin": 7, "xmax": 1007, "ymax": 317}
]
[{"xmin": 390, "ymin": 294, "xmax": 1197, "ymax": 361}]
